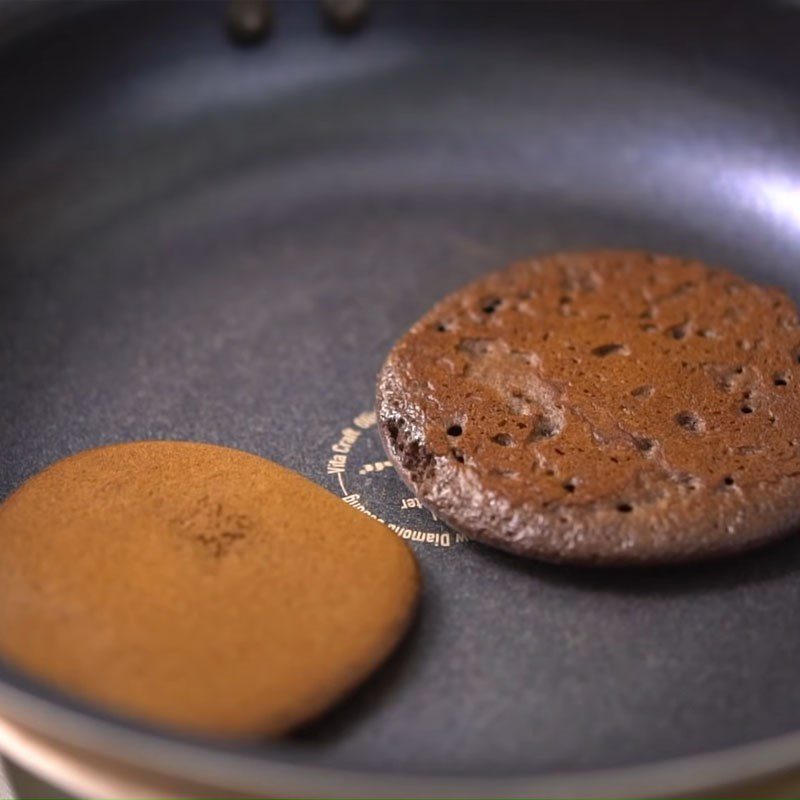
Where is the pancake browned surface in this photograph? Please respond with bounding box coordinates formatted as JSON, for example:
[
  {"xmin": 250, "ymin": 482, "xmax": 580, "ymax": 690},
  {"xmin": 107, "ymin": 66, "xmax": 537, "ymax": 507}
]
[
  {"xmin": 377, "ymin": 251, "xmax": 800, "ymax": 565},
  {"xmin": 0, "ymin": 441, "xmax": 419, "ymax": 737}
]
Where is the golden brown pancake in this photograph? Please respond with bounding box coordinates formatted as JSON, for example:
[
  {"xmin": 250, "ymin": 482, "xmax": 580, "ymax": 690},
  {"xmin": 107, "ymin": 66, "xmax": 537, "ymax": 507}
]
[{"xmin": 0, "ymin": 441, "xmax": 419, "ymax": 737}]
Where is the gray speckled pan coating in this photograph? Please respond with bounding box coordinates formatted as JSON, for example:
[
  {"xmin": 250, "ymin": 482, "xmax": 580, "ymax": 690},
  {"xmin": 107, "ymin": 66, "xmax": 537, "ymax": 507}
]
[{"xmin": 4, "ymin": 2, "xmax": 800, "ymax": 797}]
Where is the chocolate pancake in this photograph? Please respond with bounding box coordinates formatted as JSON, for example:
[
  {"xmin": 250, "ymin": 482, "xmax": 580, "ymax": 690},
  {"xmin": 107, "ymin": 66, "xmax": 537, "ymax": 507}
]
[
  {"xmin": 0, "ymin": 441, "xmax": 420, "ymax": 737},
  {"xmin": 377, "ymin": 251, "xmax": 800, "ymax": 565}
]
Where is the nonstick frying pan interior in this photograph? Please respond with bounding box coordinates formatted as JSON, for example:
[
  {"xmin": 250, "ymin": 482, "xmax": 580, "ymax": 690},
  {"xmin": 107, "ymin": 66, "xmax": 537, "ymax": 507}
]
[{"xmin": 2, "ymin": 1, "xmax": 800, "ymax": 795}]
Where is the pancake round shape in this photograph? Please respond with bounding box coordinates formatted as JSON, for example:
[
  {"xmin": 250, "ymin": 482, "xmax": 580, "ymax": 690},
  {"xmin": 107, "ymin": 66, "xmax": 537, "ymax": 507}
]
[
  {"xmin": 0, "ymin": 441, "xmax": 420, "ymax": 738},
  {"xmin": 377, "ymin": 250, "xmax": 800, "ymax": 566}
]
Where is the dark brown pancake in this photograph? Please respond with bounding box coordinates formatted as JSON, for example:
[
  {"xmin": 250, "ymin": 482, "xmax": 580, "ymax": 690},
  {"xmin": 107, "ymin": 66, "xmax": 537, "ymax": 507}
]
[{"xmin": 377, "ymin": 251, "xmax": 800, "ymax": 565}]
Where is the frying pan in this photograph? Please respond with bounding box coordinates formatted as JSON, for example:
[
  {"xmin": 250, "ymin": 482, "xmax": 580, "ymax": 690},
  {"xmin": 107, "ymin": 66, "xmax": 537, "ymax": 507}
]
[{"xmin": 2, "ymin": 1, "xmax": 800, "ymax": 796}]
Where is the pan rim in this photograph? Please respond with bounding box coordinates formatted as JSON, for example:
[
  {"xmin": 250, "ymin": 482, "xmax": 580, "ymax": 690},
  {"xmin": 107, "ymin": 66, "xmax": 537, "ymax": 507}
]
[{"xmin": 0, "ymin": 676, "xmax": 799, "ymax": 798}]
